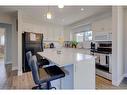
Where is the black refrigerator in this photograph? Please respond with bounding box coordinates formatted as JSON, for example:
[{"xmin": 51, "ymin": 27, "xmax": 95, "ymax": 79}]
[{"xmin": 22, "ymin": 32, "xmax": 43, "ymax": 72}]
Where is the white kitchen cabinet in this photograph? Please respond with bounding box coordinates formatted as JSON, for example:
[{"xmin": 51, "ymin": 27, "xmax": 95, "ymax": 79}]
[
  {"xmin": 74, "ymin": 59, "xmax": 95, "ymax": 89},
  {"xmin": 92, "ymin": 17, "xmax": 112, "ymax": 32}
]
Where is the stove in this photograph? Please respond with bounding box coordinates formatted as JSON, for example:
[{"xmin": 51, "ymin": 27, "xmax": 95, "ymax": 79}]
[{"xmin": 90, "ymin": 41, "xmax": 112, "ymax": 80}]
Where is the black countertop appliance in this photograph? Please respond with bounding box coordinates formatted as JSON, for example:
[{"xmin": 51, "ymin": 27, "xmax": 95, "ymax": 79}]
[
  {"xmin": 50, "ymin": 43, "xmax": 54, "ymax": 48},
  {"xmin": 22, "ymin": 32, "xmax": 43, "ymax": 72},
  {"xmin": 91, "ymin": 42, "xmax": 95, "ymax": 49}
]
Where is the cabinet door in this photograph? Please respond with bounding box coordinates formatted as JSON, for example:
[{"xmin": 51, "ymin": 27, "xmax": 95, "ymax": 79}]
[{"xmin": 74, "ymin": 60, "xmax": 95, "ymax": 89}]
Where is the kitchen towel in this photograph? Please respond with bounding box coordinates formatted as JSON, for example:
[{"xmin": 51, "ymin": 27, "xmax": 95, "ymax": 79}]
[
  {"xmin": 94, "ymin": 53, "xmax": 100, "ymax": 64},
  {"xmin": 100, "ymin": 54, "xmax": 106, "ymax": 66}
]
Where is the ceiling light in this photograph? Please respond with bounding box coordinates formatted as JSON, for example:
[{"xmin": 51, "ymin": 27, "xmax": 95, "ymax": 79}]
[
  {"xmin": 81, "ymin": 8, "xmax": 84, "ymax": 11},
  {"xmin": 58, "ymin": 0, "xmax": 64, "ymax": 8},
  {"xmin": 47, "ymin": 12, "xmax": 52, "ymax": 19},
  {"xmin": 58, "ymin": 3, "xmax": 64, "ymax": 8}
]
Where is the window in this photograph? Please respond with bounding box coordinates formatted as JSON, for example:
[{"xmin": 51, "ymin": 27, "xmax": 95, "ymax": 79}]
[
  {"xmin": 0, "ymin": 35, "xmax": 5, "ymax": 45},
  {"xmin": 76, "ymin": 32, "xmax": 84, "ymax": 42},
  {"xmin": 84, "ymin": 31, "xmax": 92, "ymax": 41},
  {"xmin": 75, "ymin": 31, "xmax": 92, "ymax": 42}
]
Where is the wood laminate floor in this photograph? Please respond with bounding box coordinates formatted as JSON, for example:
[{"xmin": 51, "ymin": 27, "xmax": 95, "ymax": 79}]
[
  {"xmin": 96, "ymin": 75, "xmax": 127, "ymax": 89},
  {"xmin": 0, "ymin": 61, "xmax": 127, "ymax": 89}
]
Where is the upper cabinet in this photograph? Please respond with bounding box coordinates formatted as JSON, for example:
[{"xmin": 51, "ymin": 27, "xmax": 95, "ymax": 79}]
[
  {"xmin": 23, "ymin": 23, "xmax": 64, "ymax": 42},
  {"xmin": 92, "ymin": 17, "xmax": 112, "ymax": 32}
]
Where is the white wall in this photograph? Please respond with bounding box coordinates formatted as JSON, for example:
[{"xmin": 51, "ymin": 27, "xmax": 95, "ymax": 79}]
[
  {"xmin": 11, "ymin": 16, "xmax": 18, "ymax": 70},
  {"xmin": 17, "ymin": 10, "xmax": 23, "ymax": 75},
  {"xmin": 68, "ymin": 11, "xmax": 112, "ymax": 29},
  {"xmin": 112, "ymin": 6, "xmax": 124, "ymax": 86},
  {"xmin": 0, "ymin": 14, "xmax": 13, "ymax": 24},
  {"xmin": 123, "ymin": 8, "xmax": 127, "ymax": 76},
  {"xmin": 63, "ymin": 27, "xmax": 75, "ymax": 42},
  {"xmin": 92, "ymin": 17, "xmax": 112, "ymax": 32},
  {"xmin": 64, "ymin": 26, "xmax": 72, "ymax": 41}
]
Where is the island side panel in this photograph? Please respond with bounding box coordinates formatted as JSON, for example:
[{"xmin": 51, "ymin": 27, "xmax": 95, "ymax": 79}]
[
  {"xmin": 60, "ymin": 64, "xmax": 74, "ymax": 89},
  {"xmin": 74, "ymin": 59, "xmax": 95, "ymax": 89}
]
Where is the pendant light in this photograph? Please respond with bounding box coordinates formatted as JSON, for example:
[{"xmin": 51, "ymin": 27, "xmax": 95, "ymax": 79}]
[
  {"xmin": 47, "ymin": 6, "xmax": 52, "ymax": 19},
  {"xmin": 47, "ymin": 12, "xmax": 52, "ymax": 19}
]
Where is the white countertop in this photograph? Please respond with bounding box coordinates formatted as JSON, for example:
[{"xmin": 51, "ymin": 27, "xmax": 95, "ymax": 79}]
[{"xmin": 38, "ymin": 48, "xmax": 95, "ymax": 67}]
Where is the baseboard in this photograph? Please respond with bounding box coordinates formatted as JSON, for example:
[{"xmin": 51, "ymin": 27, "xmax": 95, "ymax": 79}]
[
  {"xmin": 12, "ymin": 66, "xmax": 18, "ymax": 71},
  {"xmin": 118, "ymin": 75, "xmax": 124, "ymax": 85},
  {"xmin": 18, "ymin": 70, "xmax": 22, "ymax": 76},
  {"xmin": 112, "ymin": 80, "xmax": 119, "ymax": 86},
  {"xmin": 112, "ymin": 74, "xmax": 125, "ymax": 86}
]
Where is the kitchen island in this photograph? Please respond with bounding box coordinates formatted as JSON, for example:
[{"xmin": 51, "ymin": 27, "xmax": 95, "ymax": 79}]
[{"xmin": 37, "ymin": 48, "xmax": 95, "ymax": 89}]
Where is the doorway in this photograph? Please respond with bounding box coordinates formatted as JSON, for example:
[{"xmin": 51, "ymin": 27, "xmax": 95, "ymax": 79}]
[
  {"xmin": 0, "ymin": 27, "xmax": 6, "ymax": 89},
  {"xmin": 0, "ymin": 28, "xmax": 5, "ymax": 64},
  {"xmin": 0, "ymin": 23, "xmax": 12, "ymax": 89}
]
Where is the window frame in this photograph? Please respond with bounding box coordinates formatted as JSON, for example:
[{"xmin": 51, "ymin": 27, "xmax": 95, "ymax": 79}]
[
  {"xmin": 75, "ymin": 30, "xmax": 92, "ymax": 42},
  {"xmin": 84, "ymin": 31, "xmax": 92, "ymax": 42},
  {"xmin": 75, "ymin": 32, "xmax": 84, "ymax": 42}
]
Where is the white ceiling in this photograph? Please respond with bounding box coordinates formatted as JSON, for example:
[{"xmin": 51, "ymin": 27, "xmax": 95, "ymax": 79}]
[{"xmin": 0, "ymin": 6, "xmax": 112, "ymax": 26}]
